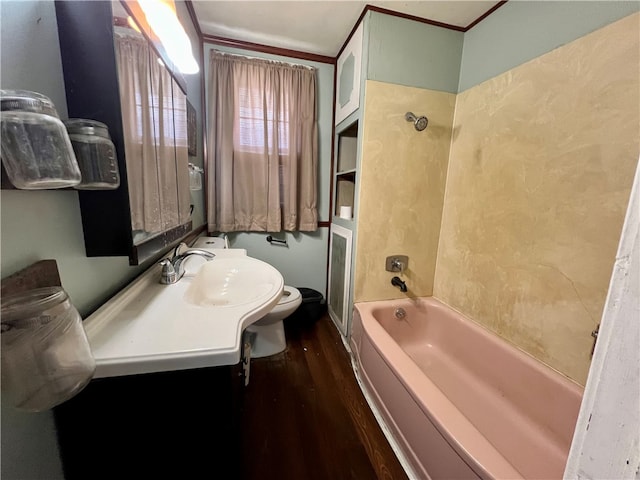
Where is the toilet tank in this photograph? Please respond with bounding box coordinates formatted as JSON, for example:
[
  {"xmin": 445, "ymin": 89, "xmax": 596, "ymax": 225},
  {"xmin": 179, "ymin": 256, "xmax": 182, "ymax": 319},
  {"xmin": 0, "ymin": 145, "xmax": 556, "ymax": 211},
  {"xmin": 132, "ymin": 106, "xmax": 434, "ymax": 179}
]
[{"xmin": 192, "ymin": 236, "xmax": 227, "ymax": 249}]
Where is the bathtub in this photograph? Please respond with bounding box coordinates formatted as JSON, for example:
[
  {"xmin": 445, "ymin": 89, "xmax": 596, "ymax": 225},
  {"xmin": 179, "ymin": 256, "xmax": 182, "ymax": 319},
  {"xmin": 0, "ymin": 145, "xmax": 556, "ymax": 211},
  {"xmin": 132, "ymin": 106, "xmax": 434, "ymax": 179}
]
[{"xmin": 350, "ymin": 297, "xmax": 583, "ymax": 480}]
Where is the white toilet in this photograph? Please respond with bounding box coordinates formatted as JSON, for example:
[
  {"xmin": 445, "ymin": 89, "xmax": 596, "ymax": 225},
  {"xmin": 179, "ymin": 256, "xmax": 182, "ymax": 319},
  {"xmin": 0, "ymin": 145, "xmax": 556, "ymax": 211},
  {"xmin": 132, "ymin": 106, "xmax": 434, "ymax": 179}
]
[{"xmin": 246, "ymin": 286, "xmax": 302, "ymax": 358}]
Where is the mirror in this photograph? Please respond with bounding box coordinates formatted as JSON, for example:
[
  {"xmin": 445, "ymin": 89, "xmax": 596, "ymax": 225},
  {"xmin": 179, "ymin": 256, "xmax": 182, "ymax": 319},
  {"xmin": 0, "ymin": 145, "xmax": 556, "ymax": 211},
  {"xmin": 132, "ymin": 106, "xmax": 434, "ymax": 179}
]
[
  {"xmin": 112, "ymin": 7, "xmax": 190, "ymax": 246},
  {"xmin": 55, "ymin": 1, "xmax": 193, "ymax": 264}
]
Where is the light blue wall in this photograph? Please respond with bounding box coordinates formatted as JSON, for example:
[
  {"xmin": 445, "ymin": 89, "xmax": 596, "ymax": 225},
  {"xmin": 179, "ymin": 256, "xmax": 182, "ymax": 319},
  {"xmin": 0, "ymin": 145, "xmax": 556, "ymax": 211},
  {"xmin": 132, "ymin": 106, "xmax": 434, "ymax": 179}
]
[
  {"xmin": 203, "ymin": 43, "xmax": 333, "ymax": 296},
  {"xmin": 459, "ymin": 1, "xmax": 640, "ymax": 92},
  {"xmin": 367, "ymin": 11, "xmax": 464, "ymax": 93},
  {"xmin": 229, "ymin": 230, "xmax": 329, "ymax": 295},
  {"xmin": 0, "ymin": 2, "xmax": 204, "ymax": 479}
]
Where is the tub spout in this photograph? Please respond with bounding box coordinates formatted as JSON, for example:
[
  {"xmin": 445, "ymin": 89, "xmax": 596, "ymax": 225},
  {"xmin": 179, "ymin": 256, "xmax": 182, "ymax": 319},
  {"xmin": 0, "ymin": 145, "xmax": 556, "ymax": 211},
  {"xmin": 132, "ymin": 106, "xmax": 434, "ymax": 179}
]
[{"xmin": 391, "ymin": 276, "xmax": 407, "ymax": 292}]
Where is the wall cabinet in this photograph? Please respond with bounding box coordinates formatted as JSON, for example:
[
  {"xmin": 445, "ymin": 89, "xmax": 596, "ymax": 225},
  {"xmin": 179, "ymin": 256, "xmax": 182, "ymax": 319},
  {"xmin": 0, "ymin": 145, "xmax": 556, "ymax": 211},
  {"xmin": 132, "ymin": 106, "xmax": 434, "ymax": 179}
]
[
  {"xmin": 335, "ymin": 23, "xmax": 364, "ymax": 126},
  {"xmin": 55, "ymin": 1, "xmax": 192, "ymax": 265},
  {"xmin": 328, "ymin": 224, "xmax": 353, "ymax": 336},
  {"xmin": 329, "ymin": 114, "xmax": 359, "ymax": 335},
  {"xmin": 328, "ymin": 21, "xmax": 364, "ymax": 336}
]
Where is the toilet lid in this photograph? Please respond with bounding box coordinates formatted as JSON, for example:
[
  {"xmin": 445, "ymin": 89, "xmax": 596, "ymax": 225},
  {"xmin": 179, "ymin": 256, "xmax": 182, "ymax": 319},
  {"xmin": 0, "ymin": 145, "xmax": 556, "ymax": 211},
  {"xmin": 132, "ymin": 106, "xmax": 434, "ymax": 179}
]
[{"xmin": 278, "ymin": 287, "xmax": 301, "ymax": 306}]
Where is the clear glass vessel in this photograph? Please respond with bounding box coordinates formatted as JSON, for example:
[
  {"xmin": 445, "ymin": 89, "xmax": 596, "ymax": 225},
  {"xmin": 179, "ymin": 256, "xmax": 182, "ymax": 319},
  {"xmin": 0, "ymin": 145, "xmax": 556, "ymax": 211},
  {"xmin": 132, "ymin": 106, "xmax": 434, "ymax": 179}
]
[
  {"xmin": 65, "ymin": 119, "xmax": 120, "ymax": 190},
  {"xmin": 1, "ymin": 287, "xmax": 95, "ymax": 411},
  {"xmin": 0, "ymin": 90, "xmax": 81, "ymax": 189}
]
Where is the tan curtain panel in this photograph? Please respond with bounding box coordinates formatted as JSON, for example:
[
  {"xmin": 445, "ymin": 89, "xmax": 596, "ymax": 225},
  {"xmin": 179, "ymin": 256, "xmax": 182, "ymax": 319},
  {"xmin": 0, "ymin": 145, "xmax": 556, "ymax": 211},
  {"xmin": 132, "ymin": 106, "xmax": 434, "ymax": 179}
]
[
  {"xmin": 149, "ymin": 48, "xmax": 179, "ymax": 231},
  {"xmin": 207, "ymin": 51, "xmax": 318, "ymax": 232},
  {"xmin": 115, "ymin": 33, "xmax": 188, "ymax": 237},
  {"xmin": 115, "ymin": 34, "xmax": 162, "ymax": 233},
  {"xmin": 172, "ymin": 85, "xmax": 191, "ymax": 225}
]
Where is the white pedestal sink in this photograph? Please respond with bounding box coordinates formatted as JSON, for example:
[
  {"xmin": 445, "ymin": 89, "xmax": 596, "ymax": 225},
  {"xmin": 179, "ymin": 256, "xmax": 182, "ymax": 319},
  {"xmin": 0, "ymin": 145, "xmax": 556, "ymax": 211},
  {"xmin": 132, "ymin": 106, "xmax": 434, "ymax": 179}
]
[{"xmin": 83, "ymin": 249, "xmax": 284, "ymax": 378}]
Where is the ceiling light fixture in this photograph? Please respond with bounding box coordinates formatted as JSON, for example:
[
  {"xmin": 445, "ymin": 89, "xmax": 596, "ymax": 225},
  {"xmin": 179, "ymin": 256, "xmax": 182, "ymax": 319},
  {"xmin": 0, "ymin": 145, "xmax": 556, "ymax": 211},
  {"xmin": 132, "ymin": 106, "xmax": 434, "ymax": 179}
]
[{"xmin": 137, "ymin": 0, "xmax": 199, "ymax": 74}]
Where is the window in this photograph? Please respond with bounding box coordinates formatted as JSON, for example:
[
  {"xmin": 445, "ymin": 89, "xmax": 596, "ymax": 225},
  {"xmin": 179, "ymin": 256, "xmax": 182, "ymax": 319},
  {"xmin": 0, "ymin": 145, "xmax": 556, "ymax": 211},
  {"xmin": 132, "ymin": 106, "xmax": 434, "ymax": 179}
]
[
  {"xmin": 132, "ymin": 69, "xmax": 187, "ymax": 147},
  {"xmin": 207, "ymin": 51, "xmax": 318, "ymax": 232},
  {"xmin": 236, "ymin": 87, "xmax": 289, "ymax": 155}
]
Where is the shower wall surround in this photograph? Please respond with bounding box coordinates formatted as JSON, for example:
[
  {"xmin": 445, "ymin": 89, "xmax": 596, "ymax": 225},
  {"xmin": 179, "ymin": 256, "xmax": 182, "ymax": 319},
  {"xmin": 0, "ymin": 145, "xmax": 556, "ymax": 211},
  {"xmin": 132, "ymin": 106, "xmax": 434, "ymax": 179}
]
[
  {"xmin": 434, "ymin": 13, "xmax": 640, "ymax": 385},
  {"xmin": 354, "ymin": 80, "xmax": 455, "ymax": 302}
]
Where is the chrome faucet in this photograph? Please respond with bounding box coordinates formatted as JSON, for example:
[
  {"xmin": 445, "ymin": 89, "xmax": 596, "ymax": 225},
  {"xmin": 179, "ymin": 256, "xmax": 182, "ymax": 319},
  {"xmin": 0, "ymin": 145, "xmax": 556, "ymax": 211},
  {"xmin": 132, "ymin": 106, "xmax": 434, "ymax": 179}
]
[{"xmin": 159, "ymin": 248, "xmax": 215, "ymax": 284}]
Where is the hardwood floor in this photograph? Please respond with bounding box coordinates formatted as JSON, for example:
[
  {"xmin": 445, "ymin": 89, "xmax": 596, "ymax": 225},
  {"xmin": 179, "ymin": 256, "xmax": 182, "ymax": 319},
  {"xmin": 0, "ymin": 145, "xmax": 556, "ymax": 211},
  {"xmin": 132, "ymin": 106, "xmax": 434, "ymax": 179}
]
[
  {"xmin": 240, "ymin": 314, "xmax": 408, "ymax": 480},
  {"xmin": 55, "ymin": 314, "xmax": 407, "ymax": 480}
]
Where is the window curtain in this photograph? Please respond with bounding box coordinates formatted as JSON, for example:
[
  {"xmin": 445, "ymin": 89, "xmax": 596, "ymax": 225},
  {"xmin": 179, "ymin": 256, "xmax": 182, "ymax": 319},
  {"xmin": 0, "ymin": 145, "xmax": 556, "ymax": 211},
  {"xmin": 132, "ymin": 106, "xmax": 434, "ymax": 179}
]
[
  {"xmin": 115, "ymin": 34, "xmax": 162, "ymax": 233},
  {"xmin": 206, "ymin": 51, "xmax": 318, "ymax": 232},
  {"xmin": 149, "ymin": 47, "xmax": 179, "ymax": 231},
  {"xmin": 115, "ymin": 33, "xmax": 188, "ymax": 236},
  {"xmin": 172, "ymin": 85, "xmax": 192, "ymax": 226}
]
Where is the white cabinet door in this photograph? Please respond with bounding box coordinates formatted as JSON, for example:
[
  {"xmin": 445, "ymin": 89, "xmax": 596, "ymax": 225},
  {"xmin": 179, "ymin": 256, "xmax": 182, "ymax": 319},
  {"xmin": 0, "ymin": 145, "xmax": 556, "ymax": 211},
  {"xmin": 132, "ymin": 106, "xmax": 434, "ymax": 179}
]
[
  {"xmin": 335, "ymin": 23, "xmax": 363, "ymax": 126},
  {"xmin": 328, "ymin": 223, "xmax": 353, "ymax": 336}
]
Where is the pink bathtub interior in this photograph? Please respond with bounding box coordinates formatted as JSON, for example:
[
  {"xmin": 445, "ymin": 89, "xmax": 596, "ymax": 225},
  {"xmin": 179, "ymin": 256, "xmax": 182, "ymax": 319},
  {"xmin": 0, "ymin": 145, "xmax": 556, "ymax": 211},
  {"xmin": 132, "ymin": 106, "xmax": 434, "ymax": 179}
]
[{"xmin": 351, "ymin": 297, "xmax": 584, "ymax": 480}]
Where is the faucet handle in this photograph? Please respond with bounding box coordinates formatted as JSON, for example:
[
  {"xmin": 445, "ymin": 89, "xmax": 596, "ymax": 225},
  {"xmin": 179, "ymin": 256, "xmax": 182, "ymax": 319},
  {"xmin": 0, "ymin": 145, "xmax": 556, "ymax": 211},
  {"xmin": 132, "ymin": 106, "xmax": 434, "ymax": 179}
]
[
  {"xmin": 386, "ymin": 255, "xmax": 408, "ymax": 273},
  {"xmin": 172, "ymin": 242, "xmax": 188, "ymax": 258},
  {"xmin": 159, "ymin": 258, "xmax": 178, "ymax": 285}
]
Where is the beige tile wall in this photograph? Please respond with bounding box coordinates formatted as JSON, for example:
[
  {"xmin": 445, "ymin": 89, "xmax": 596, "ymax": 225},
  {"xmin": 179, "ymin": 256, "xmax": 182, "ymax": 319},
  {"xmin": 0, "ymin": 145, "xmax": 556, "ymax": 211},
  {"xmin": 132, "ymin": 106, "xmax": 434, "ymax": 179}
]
[
  {"xmin": 433, "ymin": 13, "xmax": 640, "ymax": 385},
  {"xmin": 354, "ymin": 80, "xmax": 455, "ymax": 302}
]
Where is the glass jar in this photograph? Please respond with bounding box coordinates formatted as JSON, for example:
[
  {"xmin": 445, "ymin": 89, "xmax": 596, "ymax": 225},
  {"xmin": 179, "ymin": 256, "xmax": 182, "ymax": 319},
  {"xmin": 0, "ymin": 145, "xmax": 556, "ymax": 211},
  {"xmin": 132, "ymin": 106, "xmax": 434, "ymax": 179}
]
[
  {"xmin": 65, "ymin": 119, "xmax": 120, "ymax": 190},
  {"xmin": 0, "ymin": 90, "xmax": 81, "ymax": 189},
  {"xmin": 1, "ymin": 287, "xmax": 96, "ymax": 411}
]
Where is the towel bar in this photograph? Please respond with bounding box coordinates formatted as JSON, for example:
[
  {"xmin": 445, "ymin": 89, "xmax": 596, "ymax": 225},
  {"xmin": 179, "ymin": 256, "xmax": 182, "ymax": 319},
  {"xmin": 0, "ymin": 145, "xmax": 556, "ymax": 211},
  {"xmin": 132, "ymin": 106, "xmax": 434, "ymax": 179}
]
[{"xmin": 266, "ymin": 235, "xmax": 287, "ymax": 246}]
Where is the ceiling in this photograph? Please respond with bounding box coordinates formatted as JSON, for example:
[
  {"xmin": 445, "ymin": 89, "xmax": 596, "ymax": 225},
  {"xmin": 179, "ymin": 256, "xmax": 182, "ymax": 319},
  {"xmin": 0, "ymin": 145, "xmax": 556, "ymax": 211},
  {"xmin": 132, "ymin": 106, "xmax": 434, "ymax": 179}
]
[{"xmin": 191, "ymin": 1, "xmax": 502, "ymax": 57}]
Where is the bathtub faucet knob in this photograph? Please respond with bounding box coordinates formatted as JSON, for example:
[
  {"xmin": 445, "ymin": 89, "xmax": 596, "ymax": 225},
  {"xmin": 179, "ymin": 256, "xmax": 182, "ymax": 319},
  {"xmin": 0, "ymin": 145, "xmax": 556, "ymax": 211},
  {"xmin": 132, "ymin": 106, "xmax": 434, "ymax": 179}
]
[
  {"xmin": 391, "ymin": 276, "xmax": 407, "ymax": 292},
  {"xmin": 386, "ymin": 255, "xmax": 409, "ymax": 273},
  {"xmin": 392, "ymin": 259, "xmax": 404, "ymax": 272}
]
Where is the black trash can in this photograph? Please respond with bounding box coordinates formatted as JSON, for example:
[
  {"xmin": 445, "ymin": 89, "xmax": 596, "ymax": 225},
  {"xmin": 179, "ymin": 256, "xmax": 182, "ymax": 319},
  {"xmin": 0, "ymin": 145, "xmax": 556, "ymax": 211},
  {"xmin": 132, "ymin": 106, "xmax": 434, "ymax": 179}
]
[{"xmin": 288, "ymin": 288, "xmax": 326, "ymax": 324}]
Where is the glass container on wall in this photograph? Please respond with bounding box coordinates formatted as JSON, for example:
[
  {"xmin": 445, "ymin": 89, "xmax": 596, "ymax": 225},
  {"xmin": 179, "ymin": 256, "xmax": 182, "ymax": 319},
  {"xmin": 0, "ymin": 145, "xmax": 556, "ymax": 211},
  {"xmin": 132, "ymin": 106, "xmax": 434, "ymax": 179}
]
[
  {"xmin": 65, "ymin": 119, "xmax": 120, "ymax": 190},
  {"xmin": 0, "ymin": 90, "xmax": 81, "ymax": 189}
]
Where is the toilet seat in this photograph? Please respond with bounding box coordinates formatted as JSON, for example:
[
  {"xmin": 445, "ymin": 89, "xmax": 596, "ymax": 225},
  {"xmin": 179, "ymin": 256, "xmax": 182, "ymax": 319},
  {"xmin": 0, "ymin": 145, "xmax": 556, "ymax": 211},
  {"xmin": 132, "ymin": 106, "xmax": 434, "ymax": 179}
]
[{"xmin": 277, "ymin": 287, "xmax": 301, "ymax": 307}]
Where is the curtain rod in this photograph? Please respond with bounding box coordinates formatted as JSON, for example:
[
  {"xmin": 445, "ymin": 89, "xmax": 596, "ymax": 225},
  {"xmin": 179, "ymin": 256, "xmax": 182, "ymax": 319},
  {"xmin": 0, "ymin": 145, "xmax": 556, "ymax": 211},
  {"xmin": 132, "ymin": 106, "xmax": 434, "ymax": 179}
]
[
  {"xmin": 113, "ymin": 26, "xmax": 145, "ymax": 40},
  {"xmin": 211, "ymin": 49, "xmax": 316, "ymax": 71}
]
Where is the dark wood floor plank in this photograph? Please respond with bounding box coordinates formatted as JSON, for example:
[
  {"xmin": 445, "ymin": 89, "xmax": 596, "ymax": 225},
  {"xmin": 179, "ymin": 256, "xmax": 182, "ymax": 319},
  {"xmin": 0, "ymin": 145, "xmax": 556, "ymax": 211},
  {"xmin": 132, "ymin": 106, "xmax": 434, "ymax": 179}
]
[
  {"xmin": 307, "ymin": 316, "xmax": 409, "ymax": 480},
  {"xmin": 238, "ymin": 314, "xmax": 408, "ymax": 480},
  {"xmin": 240, "ymin": 355, "xmax": 311, "ymax": 479},
  {"xmin": 295, "ymin": 326, "xmax": 379, "ymax": 480}
]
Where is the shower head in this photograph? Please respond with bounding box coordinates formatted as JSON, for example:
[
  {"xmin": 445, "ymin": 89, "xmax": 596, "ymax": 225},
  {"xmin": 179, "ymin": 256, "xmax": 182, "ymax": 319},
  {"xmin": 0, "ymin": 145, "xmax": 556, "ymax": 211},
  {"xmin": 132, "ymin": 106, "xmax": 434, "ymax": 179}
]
[{"xmin": 405, "ymin": 112, "xmax": 428, "ymax": 132}]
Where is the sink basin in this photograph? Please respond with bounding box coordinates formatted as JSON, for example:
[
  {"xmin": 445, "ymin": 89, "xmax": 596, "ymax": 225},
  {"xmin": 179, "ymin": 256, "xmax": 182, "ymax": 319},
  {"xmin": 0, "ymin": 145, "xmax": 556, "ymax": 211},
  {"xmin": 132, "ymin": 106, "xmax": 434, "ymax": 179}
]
[
  {"xmin": 83, "ymin": 250, "xmax": 284, "ymax": 378},
  {"xmin": 184, "ymin": 257, "xmax": 280, "ymax": 307}
]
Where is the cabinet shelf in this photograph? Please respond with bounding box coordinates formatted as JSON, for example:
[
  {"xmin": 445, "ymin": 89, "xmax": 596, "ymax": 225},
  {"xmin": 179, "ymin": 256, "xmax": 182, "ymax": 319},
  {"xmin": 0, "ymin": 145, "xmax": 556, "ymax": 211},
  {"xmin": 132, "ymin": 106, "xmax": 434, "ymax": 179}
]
[
  {"xmin": 336, "ymin": 169, "xmax": 356, "ymax": 181},
  {"xmin": 337, "ymin": 134, "xmax": 358, "ymax": 173},
  {"xmin": 332, "ymin": 216, "xmax": 354, "ymax": 228},
  {"xmin": 334, "ymin": 119, "xmax": 358, "ymax": 219}
]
